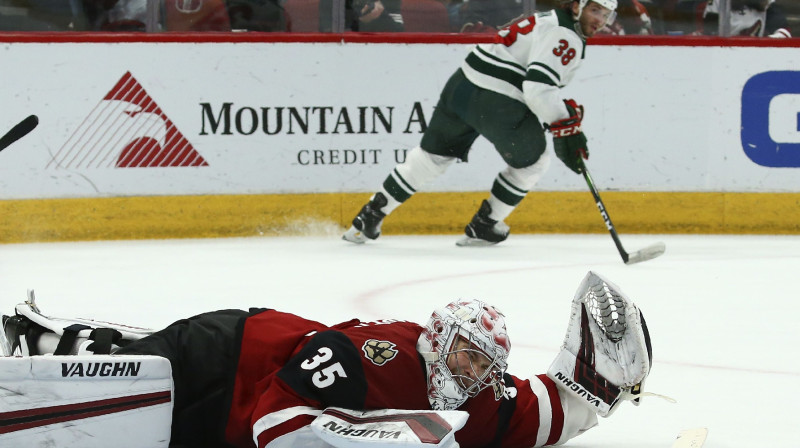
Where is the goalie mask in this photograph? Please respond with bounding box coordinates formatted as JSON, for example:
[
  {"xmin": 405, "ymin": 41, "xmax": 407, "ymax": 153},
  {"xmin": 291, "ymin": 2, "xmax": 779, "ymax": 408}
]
[{"xmin": 416, "ymin": 299, "xmax": 510, "ymax": 411}]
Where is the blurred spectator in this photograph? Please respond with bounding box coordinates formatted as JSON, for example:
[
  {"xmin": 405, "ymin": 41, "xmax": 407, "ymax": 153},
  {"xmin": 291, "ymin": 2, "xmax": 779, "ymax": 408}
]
[
  {"xmin": 597, "ymin": 0, "xmax": 654, "ymax": 34},
  {"xmin": 319, "ymin": 0, "xmax": 404, "ymax": 31},
  {"xmin": 283, "ymin": 0, "xmax": 319, "ymax": 31},
  {"xmin": 226, "ymin": 0, "xmax": 287, "ymax": 31},
  {"xmin": 703, "ymin": 0, "xmax": 791, "ymax": 37},
  {"xmin": 441, "ymin": 0, "xmax": 464, "ymax": 30},
  {"xmin": 92, "ymin": 0, "xmax": 148, "ymax": 30},
  {"xmin": 639, "ymin": 0, "xmax": 703, "ymax": 34},
  {"xmin": 355, "ymin": 0, "xmax": 403, "ymax": 30},
  {"xmin": 401, "ymin": 0, "xmax": 450, "ymax": 32},
  {"xmin": 0, "ymin": 0, "xmax": 87, "ymax": 30},
  {"xmin": 457, "ymin": 0, "xmax": 523, "ymax": 32},
  {"xmin": 83, "ymin": 0, "xmax": 279, "ymax": 32},
  {"xmin": 456, "ymin": 0, "xmax": 653, "ymax": 35},
  {"xmin": 81, "ymin": 0, "xmax": 116, "ymax": 29}
]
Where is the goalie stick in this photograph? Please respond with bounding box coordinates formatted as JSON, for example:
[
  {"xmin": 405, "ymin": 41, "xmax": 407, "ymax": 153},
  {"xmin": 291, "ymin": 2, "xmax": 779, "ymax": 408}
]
[
  {"xmin": 579, "ymin": 160, "xmax": 665, "ymax": 265},
  {"xmin": 0, "ymin": 114, "xmax": 38, "ymax": 152}
]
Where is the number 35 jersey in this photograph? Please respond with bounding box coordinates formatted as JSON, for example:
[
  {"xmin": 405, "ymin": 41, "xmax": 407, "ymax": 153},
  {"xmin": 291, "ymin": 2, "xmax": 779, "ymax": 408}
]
[
  {"xmin": 461, "ymin": 8, "xmax": 586, "ymax": 125},
  {"xmin": 223, "ymin": 309, "xmax": 587, "ymax": 448}
]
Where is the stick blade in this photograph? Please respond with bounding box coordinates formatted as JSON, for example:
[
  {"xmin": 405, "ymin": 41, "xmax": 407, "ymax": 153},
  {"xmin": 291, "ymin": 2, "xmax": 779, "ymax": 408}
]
[
  {"xmin": 0, "ymin": 114, "xmax": 39, "ymax": 152},
  {"xmin": 624, "ymin": 242, "xmax": 666, "ymax": 265},
  {"xmin": 671, "ymin": 427, "xmax": 708, "ymax": 448}
]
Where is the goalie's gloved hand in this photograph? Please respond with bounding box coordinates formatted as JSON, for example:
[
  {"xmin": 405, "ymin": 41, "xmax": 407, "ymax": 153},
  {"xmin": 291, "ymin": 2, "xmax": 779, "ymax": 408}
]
[
  {"xmin": 547, "ymin": 271, "xmax": 653, "ymax": 417},
  {"xmin": 549, "ymin": 99, "xmax": 588, "ymax": 174}
]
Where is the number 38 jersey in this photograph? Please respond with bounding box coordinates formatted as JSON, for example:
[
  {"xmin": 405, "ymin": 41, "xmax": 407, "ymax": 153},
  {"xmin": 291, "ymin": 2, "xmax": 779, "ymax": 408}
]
[
  {"xmin": 461, "ymin": 8, "xmax": 586, "ymax": 125},
  {"xmin": 223, "ymin": 309, "xmax": 592, "ymax": 448}
]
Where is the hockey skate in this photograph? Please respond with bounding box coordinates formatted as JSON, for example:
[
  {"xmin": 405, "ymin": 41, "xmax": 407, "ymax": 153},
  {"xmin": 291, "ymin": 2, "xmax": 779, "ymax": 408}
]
[
  {"xmin": 2, "ymin": 290, "xmax": 154, "ymax": 356},
  {"xmin": 1, "ymin": 315, "xmax": 15, "ymax": 356},
  {"xmin": 456, "ymin": 200, "xmax": 510, "ymax": 247},
  {"xmin": 342, "ymin": 192, "xmax": 388, "ymax": 244},
  {"xmin": 2, "ymin": 312, "xmax": 41, "ymax": 356}
]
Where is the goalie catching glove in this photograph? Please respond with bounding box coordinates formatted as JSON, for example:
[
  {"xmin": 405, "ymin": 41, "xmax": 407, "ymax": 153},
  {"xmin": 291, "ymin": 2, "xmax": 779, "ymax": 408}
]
[
  {"xmin": 548, "ymin": 99, "xmax": 588, "ymax": 174},
  {"xmin": 547, "ymin": 271, "xmax": 652, "ymax": 417}
]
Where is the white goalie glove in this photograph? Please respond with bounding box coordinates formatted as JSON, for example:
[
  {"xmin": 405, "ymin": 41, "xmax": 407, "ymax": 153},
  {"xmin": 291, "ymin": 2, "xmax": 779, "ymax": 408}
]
[{"xmin": 547, "ymin": 271, "xmax": 652, "ymax": 417}]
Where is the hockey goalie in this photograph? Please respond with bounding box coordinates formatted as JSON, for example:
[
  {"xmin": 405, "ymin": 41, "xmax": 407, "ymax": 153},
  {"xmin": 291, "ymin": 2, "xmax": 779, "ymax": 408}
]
[{"xmin": 1, "ymin": 271, "xmax": 653, "ymax": 448}]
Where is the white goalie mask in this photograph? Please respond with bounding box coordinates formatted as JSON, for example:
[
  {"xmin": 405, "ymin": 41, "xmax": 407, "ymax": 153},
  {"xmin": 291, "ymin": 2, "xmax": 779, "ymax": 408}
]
[
  {"xmin": 576, "ymin": 0, "xmax": 618, "ymax": 25},
  {"xmin": 416, "ymin": 299, "xmax": 511, "ymax": 411}
]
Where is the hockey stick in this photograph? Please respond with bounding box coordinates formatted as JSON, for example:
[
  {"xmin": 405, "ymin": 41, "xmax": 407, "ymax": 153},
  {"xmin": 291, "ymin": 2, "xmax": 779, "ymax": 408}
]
[
  {"xmin": 0, "ymin": 115, "xmax": 39, "ymax": 152},
  {"xmin": 579, "ymin": 159, "xmax": 665, "ymax": 265}
]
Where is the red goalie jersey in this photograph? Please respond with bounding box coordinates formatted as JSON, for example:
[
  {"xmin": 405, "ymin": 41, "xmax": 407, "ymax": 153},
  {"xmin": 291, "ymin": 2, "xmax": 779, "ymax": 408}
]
[{"xmin": 223, "ymin": 309, "xmax": 596, "ymax": 448}]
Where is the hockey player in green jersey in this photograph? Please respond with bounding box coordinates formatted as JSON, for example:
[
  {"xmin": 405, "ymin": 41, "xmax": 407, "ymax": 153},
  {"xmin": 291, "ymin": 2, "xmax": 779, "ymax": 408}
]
[{"xmin": 344, "ymin": 0, "xmax": 617, "ymax": 246}]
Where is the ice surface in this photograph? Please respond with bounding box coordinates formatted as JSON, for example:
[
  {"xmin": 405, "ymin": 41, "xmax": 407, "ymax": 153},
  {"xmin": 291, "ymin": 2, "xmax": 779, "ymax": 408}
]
[{"xmin": 1, "ymin": 233, "xmax": 798, "ymax": 447}]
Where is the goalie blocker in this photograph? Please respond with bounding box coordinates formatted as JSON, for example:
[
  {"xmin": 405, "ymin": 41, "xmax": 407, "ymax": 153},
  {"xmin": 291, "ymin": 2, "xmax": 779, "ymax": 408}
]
[{"xmin": 547, "ymin": 271, "xmax": 653, "ymax": 417}]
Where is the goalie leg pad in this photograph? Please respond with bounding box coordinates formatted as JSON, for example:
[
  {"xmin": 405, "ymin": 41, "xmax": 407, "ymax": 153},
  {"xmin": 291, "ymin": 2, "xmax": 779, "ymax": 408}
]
[
  {"xmin": 0, "ymin": 354, "xmax": 173, "ymax": 448},
  {"xmin": 547, "ymin": 271, "xmax": 652, "ymax": 417}
]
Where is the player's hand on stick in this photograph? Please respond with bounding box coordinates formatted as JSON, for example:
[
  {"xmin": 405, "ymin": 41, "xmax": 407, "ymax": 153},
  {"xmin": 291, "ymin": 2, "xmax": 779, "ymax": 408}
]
[{"xmin": 549, "ymin": 99, "xmax": 588, "ymax": 174}]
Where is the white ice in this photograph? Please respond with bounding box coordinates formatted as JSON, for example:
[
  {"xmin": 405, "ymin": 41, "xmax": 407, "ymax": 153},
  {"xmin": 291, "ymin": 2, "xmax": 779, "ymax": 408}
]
[{"xmin": 1, "ymin": 232, "xmax": 798, "ymax": 447}]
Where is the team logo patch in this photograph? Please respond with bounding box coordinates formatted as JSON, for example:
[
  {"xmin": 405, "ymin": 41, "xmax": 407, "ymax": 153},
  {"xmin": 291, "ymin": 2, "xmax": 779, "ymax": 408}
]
[{"xmin": 361, "ymin": 339, "xmax": 398, "ymax": 366}]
